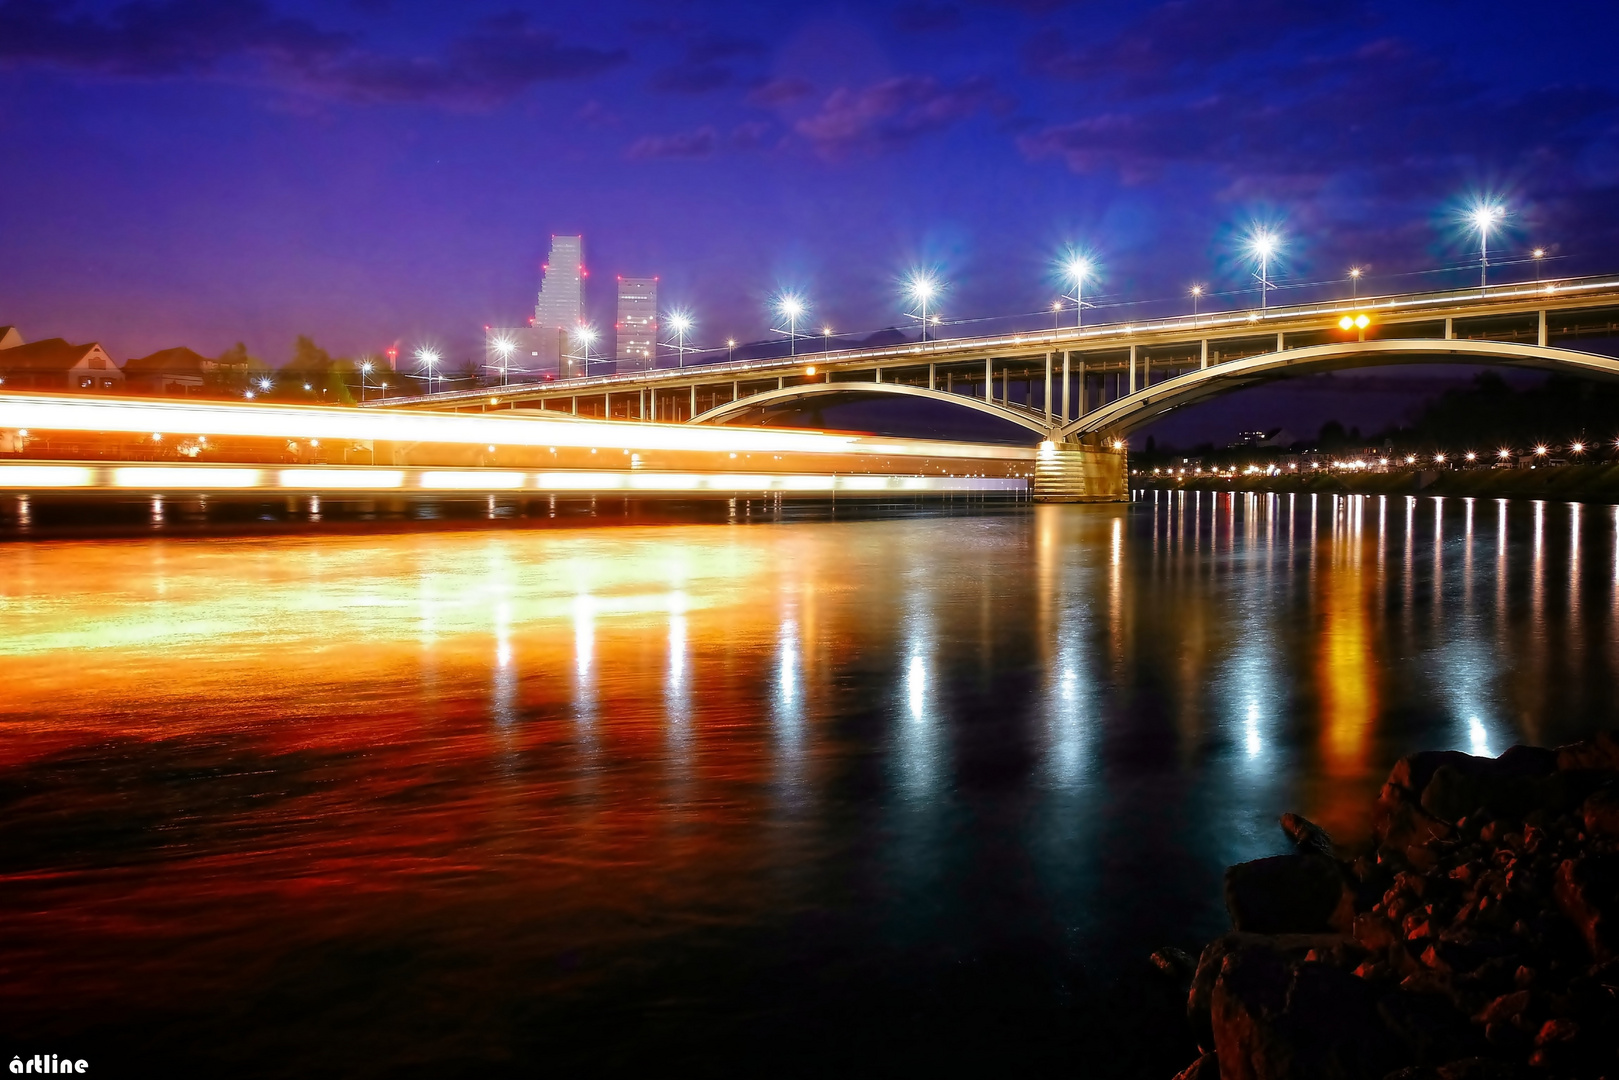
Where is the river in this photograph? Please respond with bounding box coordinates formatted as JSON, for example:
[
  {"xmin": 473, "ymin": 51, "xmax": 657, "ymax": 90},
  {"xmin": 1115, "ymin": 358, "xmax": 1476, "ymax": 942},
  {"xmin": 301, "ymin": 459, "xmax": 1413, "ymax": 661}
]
[{"xmin": 1, "ymin": 493, "xmax": 1615, "ymax": 1076}]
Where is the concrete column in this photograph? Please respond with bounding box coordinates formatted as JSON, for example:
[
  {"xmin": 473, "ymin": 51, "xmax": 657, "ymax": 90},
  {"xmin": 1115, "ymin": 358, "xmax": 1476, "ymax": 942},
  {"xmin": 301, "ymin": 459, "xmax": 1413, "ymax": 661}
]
[
  {"xmin": 1077, "ymin": 361, "xmax": 1087, "ymax": 418},
  {"xmin": 928, "ymin": 363, "xmax": 936, "ymax": 390},
  {"xmin": 731, "ymin": 381, "xmax": 738, "ymax": 401},
  {"xmin": 874, "ymin": 367, "xmax": 882, "ymax": 383},
  {"xmin": 1276, "ymin": 331, "xmax": 1285, "ymax": 352},
  {"xmin": 777, "ymin": 376, "xmax": 784, "ymax": 389},
  {"xmin": 1061, "ymin": 352, "xmax": 1071, "ymax": 423},
  {"xmin": 1044, "ymin": 351, "xmax": 1053, "ymax": 422},
  {"xmin": 1538, "ymin": 309, "xmax": 1549, "ymax": 348},
  {"xmin": 1128, "ymin": 345, "xmax": 1137, "ymax": 394},
  {"xmin": 1200, "ymin": 339, "xmax": 1209, "ymax": 369},
  {"xmin": 984, "ymin": 357, "xmax": 993, "ymax": 403},
  {"xmin": 690, "ymin": 384, "xmax": 697, "ymax": 418},
  {"xmin": 604, "ymin": 391, "xmax": 610, "ymax": 417},
  {"xmin": 1445, "ymin": 317, "xmax": 1454, "ymax": 340},
  {"xmin": 650, "ymin": 386, "xmax": 656, "ymax": 419},
  {"xmin": 571, "ymin": 396, "xmax": 578, "ymax": 415},
  {"xmin": 1002, "ymin": 367, "xmax": 1009, "ymax": 404}
]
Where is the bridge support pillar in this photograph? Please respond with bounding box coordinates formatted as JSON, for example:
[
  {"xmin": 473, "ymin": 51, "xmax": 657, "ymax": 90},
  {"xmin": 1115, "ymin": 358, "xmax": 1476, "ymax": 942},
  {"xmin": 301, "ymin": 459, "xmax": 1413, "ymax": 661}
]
[
  {"xmin": 874, "ymin": 367, "xmax": 882, "ymax": 383},
  {"xmin": 1034, "ymin": 444, "xmax": 1127, "ymax": 502},
  {"xmin": 1044, "ymin": 351, "xmax": 1053, "ymax": 422},
  {"xmin": 1200, "ymin": 339, "xmax": 1208, "ymax": 369},
  {"xmin": 690, "ymin": 385, "xmax": 697, "ymax": 419},
  {"xmin": 1060, "ymin": 352, "xmax": 1070, "ymax": 423},
  {"xmin": 1445, "ymin": 317, "xmax": 1454, "ymax": 340},
  {"xmin": 732, "ymin": 381, "xmax": 738, "ymax": 402},
  {"xmin": 1077, "ymin": 360, "xmax": 1087, "ymax": 418},
  {"xmin": 984, "ymin": 357, "xmax": 993, "ymax": 403},
  {"xmin": 650, "ymin": 387, "xmax": 656, "ymax": 420},
  {"xmin": 1129, "ymin": 345, "xmax": 1137, "ymax": 394},
  {"xmin": 1539, "ymin": 310, "xmax": 1549, "ymax": 348},
  {"xmin": 1276, "ymin": 331, "xmax": 1285, "ymax": 352},
  {"xmin": 928, "ymin": 363, "xmax": 936, "ymax": 391}
]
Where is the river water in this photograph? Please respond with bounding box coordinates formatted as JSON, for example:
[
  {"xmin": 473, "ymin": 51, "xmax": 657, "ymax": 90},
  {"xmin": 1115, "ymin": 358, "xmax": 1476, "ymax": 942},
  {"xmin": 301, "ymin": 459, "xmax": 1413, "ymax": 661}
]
[{"xmin": 2, "ymin": 493, "xmax": 1616, "ymax": 1077}]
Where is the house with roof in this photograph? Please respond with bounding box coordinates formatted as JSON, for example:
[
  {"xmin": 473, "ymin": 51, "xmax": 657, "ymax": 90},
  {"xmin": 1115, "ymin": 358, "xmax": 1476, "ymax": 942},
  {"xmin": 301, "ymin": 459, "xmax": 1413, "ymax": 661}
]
[
  {"xmin": 0, "ymin": 330, "xmax": 124, "ymax": 392},
  {"xmin": 122, "ymin": 346, "xmax": 218, "ymax": 396}
]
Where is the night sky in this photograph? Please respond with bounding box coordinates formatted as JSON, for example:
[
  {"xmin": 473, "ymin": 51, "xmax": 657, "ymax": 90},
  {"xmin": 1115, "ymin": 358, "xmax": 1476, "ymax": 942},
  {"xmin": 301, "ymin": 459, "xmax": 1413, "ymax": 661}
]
[{"xmin": 4, "ymin": 0, "xmax": 1618, "ymax": 444}]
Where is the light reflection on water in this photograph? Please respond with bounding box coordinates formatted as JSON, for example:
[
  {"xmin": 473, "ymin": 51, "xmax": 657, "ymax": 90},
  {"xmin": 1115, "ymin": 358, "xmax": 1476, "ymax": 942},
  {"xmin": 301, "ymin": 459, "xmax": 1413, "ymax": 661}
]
[{"xmin": 2, "ymin": 497, "xmax": 1619, "ymax": 1075}]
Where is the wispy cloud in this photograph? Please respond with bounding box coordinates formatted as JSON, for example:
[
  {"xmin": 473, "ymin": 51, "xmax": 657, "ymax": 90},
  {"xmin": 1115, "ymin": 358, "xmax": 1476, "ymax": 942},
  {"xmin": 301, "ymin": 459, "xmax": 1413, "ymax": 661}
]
[{"xmin": 794, "ymin": 75, "xmax": 1001, "ymax": 156}]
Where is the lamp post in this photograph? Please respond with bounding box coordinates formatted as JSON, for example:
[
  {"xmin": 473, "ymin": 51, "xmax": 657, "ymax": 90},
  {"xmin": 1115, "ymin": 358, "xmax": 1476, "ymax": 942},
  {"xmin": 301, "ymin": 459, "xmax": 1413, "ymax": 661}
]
[
  {"xmin": 666, "ymin": 311, "xmax": 693, "ymax": 368},
  {"xmin": 776, "ymin": 295, "xmax": 805, "ymax": 358},
  {"xmin": 1532, "ymin": 248, "xmax": 1546, "ymax": 281},
  {"xmin": 1468, "ymin": 202, "xmax": 1505, "ymax": 289},
  {"xmin": 495, "ymin": 339, "xmax": 514, "ymax": 385},
  {"xmin": 906, "ymin": 272, "xmax": 939, "ymax": 342},
  {"xmin": 1190, "ymin": 285, "xmax": 1202, "ymax": 319},
  {"xmin": 1246, "ymin": 229, "xmax": 1280, "ymax": 310},
  {"xmin": 571, "ymin": 326, "xmax": 597, "ymax": 378},
  {"xmin": 1064, "ymin": 256, "xmax": 1092, "ymax": 328},
  {"xmin": 360, "ymin": 361, "xmax": 373, "ymax": 402},
  {"xmin": 415, "ymin": 348, "xmax": 440, "ymax": 394},
  {"xmin": 1349, "ymin": 267, "xmax": 1362, "ymax": 299},
  {"xmin": 822, "ymin": 326, "xmax": 832, "ymax": 356},
  {"xmin": 726, "ymin": 338, "xmax": 736, "ymax": 363}
]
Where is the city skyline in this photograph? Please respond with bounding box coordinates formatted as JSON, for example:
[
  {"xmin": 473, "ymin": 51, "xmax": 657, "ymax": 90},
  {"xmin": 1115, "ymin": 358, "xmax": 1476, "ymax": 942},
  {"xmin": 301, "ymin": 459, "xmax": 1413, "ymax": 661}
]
[{"xmin": 3, "ymin": 1, "xmax": 1617, "ymax": 372}]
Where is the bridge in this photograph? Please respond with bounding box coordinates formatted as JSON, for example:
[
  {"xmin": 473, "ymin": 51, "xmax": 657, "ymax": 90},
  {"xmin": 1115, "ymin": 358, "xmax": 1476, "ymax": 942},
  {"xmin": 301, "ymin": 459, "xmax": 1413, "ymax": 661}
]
[{"xmin": 372, "ymin": 276, "xmax": 1619, "ymax": 456}]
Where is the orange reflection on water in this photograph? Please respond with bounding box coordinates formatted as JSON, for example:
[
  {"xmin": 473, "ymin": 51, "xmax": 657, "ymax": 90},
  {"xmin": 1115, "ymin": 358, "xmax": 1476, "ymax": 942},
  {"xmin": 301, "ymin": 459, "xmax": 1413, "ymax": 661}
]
[{"xmin": 1318, "ymin": 497, "xmax": 1377, "ymax": 783}]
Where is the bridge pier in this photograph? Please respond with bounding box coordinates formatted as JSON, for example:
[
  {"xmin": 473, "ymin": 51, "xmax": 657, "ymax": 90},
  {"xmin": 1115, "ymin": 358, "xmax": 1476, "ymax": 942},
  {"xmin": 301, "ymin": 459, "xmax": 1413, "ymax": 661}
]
[
  {"xmin": 984, "ymin": 357, "xmax": 992, "ymax": 403},
  {"xmin": 1033, "ymin": 443, "xmax": 1128, "ymax": 502}
]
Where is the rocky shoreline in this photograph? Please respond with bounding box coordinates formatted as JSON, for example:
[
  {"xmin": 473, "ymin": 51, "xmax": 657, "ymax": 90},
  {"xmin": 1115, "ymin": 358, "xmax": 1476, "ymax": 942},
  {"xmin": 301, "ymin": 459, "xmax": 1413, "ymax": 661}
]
[{"xmin": 1161, "ymin": 733, "xmax": 1619, "ymax": 1079}]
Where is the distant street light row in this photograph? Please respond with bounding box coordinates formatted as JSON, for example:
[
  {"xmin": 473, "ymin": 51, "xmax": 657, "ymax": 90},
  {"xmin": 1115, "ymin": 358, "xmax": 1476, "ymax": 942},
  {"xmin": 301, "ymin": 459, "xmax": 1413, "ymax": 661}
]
[{"xmin": 359, "ymin": 196, "xmax": 1549, "ymax": 396}]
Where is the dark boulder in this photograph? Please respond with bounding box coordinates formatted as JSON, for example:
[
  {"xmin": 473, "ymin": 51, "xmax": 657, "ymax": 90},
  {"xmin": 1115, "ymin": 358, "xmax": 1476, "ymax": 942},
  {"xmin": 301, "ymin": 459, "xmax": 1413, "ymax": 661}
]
[
  {"xmin": 1226, "ymin": 853, "xmax": 1355, "ymax": 935},
  {"xmin": 1553, "ymin": 854, "xmax": 1619, "ymax": 961}
]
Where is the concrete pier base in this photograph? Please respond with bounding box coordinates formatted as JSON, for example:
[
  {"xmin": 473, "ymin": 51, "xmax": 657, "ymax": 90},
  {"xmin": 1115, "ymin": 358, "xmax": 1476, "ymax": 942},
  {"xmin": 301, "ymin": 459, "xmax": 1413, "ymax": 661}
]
[{"xmin": 1033, "ymin": 444, "xmax": 1127, "ymax": 502}]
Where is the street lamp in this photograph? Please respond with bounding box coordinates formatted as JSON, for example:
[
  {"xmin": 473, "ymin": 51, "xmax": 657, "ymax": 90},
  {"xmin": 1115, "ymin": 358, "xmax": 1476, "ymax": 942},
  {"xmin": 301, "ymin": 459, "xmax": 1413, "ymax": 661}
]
[
  {"xmin": 1245, "ymin": 228, "xmax": 1281, "ymax": 310},
  {"xmin": 1349, "ymin": 266, "xmax": 1363, "ymax": 299},
  {"xmin": 666, "ymin": 310, "xmax": 693, "ymax": 368},
  {"xmin": 494, "ymin": 338, "xmax": 514, "ymax": 385},
  {"xmin": 726, "ymin": 338, "xmax": 736, "ymax": 363},
  {"xmin": 822, "ymin": 326, "xmax": 833, "ymax": 355},
  {"xmin": 1190, "ymin": 285, "xmax": 1203, "ymax": 319},
  {"xmin": 415, "ymin": 348, "xmax": 440, "ymax": 394},
  {"xmin": 1051, "ymin": 300, "xmax": 1063, "ymax": 330},
  {"xmin": 571, "ymin": 325, "xmax": 598, "ymax": 377},
  {"xmin": 906, "ymin": 272, "xmax": 940, "ymax": 342},
  {"xmin": 1063, "ymin": 255, "xmax": 1092, "ymax": 328},
  {"xmin": 1532, "ymin": 248, "xmax": 1546, "ymax": 281},
  {"xmin": 775, "ymin": 294, "xmax": 805, "ymax": 357},
  {"xmin": 1467, "ymin": 201, "xmax": 1505, "ymax": 289},
  {"xmin": 360, "ymin": 360, "xmax": 373, "ymax": 402}
]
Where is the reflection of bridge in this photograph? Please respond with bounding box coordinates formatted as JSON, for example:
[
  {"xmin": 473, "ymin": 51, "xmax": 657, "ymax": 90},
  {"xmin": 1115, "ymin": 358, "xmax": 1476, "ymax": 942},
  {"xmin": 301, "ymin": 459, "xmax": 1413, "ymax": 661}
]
[{"xmin": 375, "ymin": 276, "xmax": 1619, "ymax": 445}]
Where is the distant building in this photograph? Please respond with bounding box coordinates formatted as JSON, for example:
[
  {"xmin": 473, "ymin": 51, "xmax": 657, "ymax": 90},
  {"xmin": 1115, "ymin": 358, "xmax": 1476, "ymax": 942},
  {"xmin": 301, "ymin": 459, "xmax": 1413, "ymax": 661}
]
[
  {"xmin": 0, "ymin": 332, "xmax": 124, "ymax": 392},
  {"xmin": 534, "ymin": 235, "xmax": 584, "ymax": 332},
  {"xmin": 484, "ymin": 325, "xmax": 569, "ymax": 383},
  {"xmin": 615, "ymin": 277, "xmax": 658, "ymax": 372},
  {"xmin": 123, "ymin": 346, "xmax": 218, "ymax": 396}
]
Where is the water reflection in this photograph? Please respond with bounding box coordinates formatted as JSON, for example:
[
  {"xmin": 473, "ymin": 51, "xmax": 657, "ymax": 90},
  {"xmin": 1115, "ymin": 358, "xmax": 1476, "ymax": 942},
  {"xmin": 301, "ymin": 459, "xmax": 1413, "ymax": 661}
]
[{"xmin": 1, "ymin": 500, "xmax": 1618, "ymax": 1075}]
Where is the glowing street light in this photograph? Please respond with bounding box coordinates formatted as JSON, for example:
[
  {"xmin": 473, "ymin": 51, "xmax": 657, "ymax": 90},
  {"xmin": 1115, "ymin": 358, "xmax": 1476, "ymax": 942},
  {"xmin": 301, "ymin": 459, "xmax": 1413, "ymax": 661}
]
[
  {"xmin": 1245, "ymin": 228, "xmax": 1281, "ymax": 310},
  {"xmin": 1465, "ymin": 451, "xmax": 1477, "ymax": 463},
  {"xmin": 360, "ymin": 360, "xmax": 374, "ymax": 402},
  {"xmin": 774, "ymin": 294, "xmax": 806, "ymax": 357},
  {"xmin": 1190, "ymin": 284, "xmax": 1203, "ymax": 319},
  {"xmin": 570, "ymin": 325, "xmax": 597, "ymax": 377},
  {"xmin": 666, "ymin": 310, "xmax": 693, "ymax": 368},
  {"xmin": 1498, "ymin": 448, "xmax": 1512, "ymax": 460},
  {"xmin": 1349, "ymin": 266, "xmax": 1363, "ymax": 299},
  {"xmin": 1534, "ymin": 444, "xmax": 1549, "ymax": 457},
  {"xmin": 906, "ymin": 272, "xmax": 941, "ymax": 342},
  {"xmin": 1052, "ymin": 300, "xmax": 1063, "ymax": 330},
  {"xmin": 726, "ymin": 338, "xmax": 737, "ymax": 363},
  {"xmin": 415, "ymin": 348, "xmax": 441, "ymax": 394},
  {"xmin": 1467, "ymin": 201, "xmax": 1506, "ymax": 288},
  {"xmin": 1433, "ymin": 453, "xmax": 1447, "ymax": 465},
  {"xmin": 1571, "ymin": 441, "xmax": 1587, "ymax": 456},
  {"xmin": 1532, "ymin": 247, "xmax": 1547, "ymax": 281},
  {"xmin": 1063, "ymin": 255, "xmax": 1093, "ymax": 328},
  {"xmin": 493, "ymin": 338, "xmax": 515, "ymax": 385},
  {"xmin": 822, "ymin": 326, "xmax": 833, "ymax": 355}
]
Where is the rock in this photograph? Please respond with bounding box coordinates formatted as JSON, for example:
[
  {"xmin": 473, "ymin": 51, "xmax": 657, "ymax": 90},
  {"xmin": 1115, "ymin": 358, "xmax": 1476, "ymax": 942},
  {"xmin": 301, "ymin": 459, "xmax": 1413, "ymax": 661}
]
[
  {"xmin": 1472, "ymin": 989, "xmax": 1530, "ymax": 1025},
  {"xmin": 1434, "ymin": 1059, "xmax": 1513, "ymax": 1080},
  {"xmin": 1281, "ymin": 812, "xmax": 1339, "ymax": 858},
  {"xmin": 1152, "ymin": 946, "xmax": 1198, "ymax": 979},
  {"xmin": 1209, "ymin": 945, "xmax": 1400, "ymax": 1079},
  {"xmin": 1553, "ymin": 855, "xmax": 1619, "ymax": 961},
  {"xmin": 1225, "ymin": 853, "xmax": 1355, "ymax": 935},
  {"xmin": 1532, "ymin": 1017, "xmax": 1578, "ymax": 1046},
  {"xmin": 1580, "ymin": 783, "xmax": 1619, "ymax": 838},
  {"xmin": 1554, "ymin": 729, "xmax": 1619, "ymax": 773},
  {"xmin": 1187, "ymin": 932, "xmax": 1354, "ymax": 1047},
  {"xmin": 1170, "ymin": 1051, "xmax": 1219, "ymax": 1080}
]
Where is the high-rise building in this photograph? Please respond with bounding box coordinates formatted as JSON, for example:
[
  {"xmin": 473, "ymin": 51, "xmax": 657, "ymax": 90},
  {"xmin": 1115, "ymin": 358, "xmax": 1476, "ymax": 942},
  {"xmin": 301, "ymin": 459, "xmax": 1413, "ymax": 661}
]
[
  {"xmin": 534, "ymin": 235, "xmax": 584, "ymax": 332},
  {"xmin": 615, "ymin": 277, "xmax": 658, "ymax": 373}
]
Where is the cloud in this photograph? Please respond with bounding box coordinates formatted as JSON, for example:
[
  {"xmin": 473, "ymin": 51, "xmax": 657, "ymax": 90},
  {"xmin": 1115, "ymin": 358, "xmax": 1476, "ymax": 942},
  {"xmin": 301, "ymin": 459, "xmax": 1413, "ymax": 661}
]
[
  {"xmin": 794, "ymin": 75, "xmax": 1001, "ymax": 156},
  {"xmin": 0, "ymin": 2, "xmax": 627, "ymax": 106},
  {"xmin": 625, "ymin": 126, "xmax": 718, "ymax": 160},
  {"xmin": 892, "ymin": 3, "xmax": 963, "ymax": 32},
  {"xmin": 746, "ymin": 76, "xmax": 814, "ymax": 107},
  {"xmin": 730, "ymin": 120, "xmax": 773, "ymax": 149},
  {"xmin": 650, "ymin": 62, "xmax": 734, "ymax": 94},
  {"xmin": 683, "ymin": 34, "xmax": 764, "ymax": 65}
]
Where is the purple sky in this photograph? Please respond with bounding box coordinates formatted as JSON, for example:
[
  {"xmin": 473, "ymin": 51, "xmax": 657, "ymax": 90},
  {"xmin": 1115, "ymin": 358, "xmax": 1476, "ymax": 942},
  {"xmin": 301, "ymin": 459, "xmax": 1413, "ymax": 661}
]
[{"xmin": 3, "ymin": 0, "xmax": 1618, "ymax": 443}]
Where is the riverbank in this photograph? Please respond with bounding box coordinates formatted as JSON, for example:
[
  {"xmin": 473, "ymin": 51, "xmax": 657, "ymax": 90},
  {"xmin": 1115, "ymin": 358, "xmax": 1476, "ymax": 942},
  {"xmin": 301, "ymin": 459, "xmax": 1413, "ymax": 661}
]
[
  {"xmin": 1164, "ymin": 733, "xmax": 1619, "ymax": 1079},
  {"xmin": 1139, "ymin": 462, "xmax": 1619, "ymax": 504}
]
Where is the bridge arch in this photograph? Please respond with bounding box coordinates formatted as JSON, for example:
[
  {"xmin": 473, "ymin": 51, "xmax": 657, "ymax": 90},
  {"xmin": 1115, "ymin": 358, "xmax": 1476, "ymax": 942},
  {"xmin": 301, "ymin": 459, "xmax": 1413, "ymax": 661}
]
[
  {"xmin": 1060, "ymin": 339, "xmax": 1619, "ymax": 440},
  {"xmin": 689, "ymin": 381, "xmax": 1055, "ymax": 439}
]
